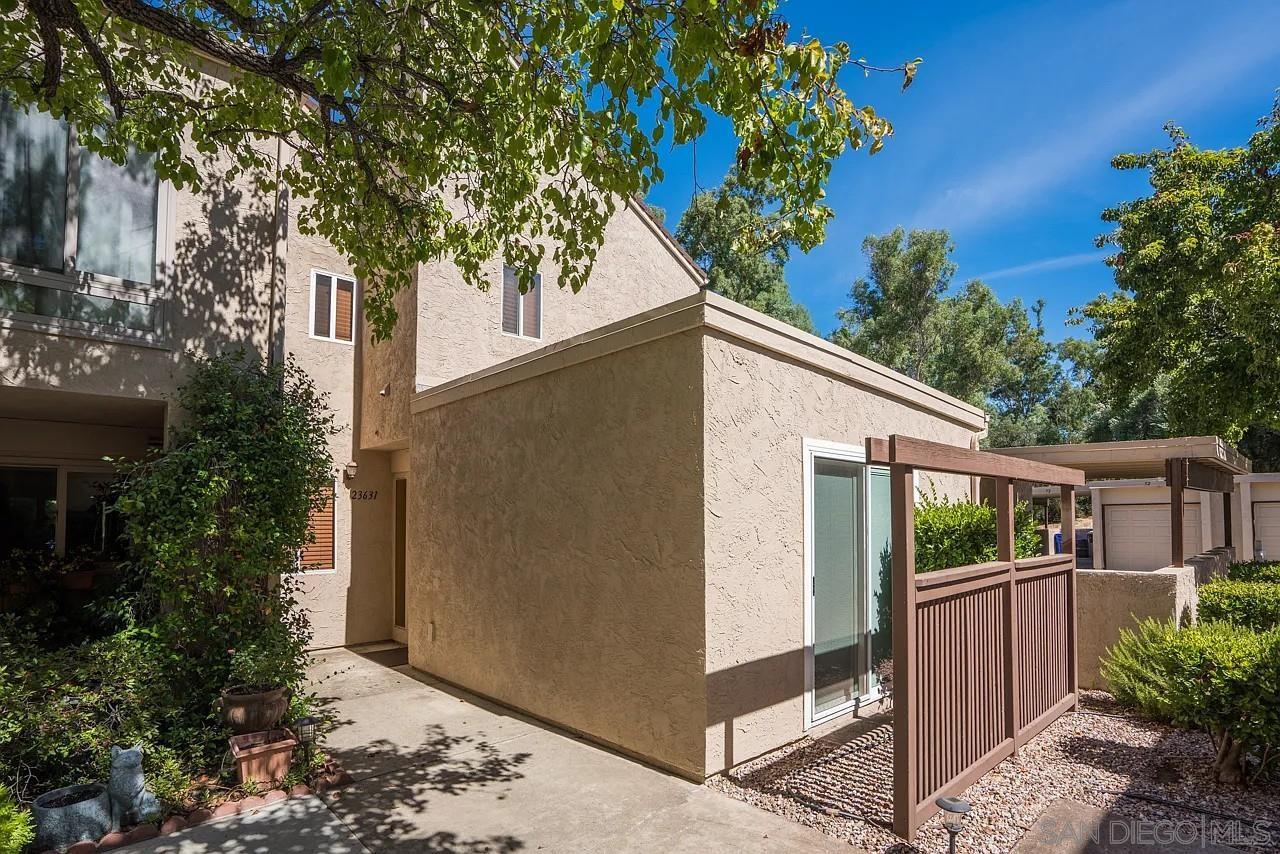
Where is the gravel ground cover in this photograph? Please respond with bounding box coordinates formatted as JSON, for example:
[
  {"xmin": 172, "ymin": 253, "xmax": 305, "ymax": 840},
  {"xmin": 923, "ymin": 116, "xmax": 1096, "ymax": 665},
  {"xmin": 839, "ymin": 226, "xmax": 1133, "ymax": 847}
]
[{"xmin": 707, "ymin": 692, "xmax": 1280, "ymax": 853}]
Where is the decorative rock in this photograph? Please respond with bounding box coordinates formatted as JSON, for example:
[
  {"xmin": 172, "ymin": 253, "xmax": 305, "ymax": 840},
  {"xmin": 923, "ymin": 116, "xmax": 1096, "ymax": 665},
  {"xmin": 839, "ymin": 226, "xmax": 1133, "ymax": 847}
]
[
  {"xmin": 160, "ymin": 816, "xmax": 187, "ymax": 835},
  {"xmin": 238, "ymin": 796, "xmax": 266, "ymax": 812},
  {"xmin": 212, "ymin": 801, "xmax": 240, "ymax": 819},
  {"xmin": 288, "ymin": 784, "xmax": 311, "ymax": 798},
  {"xmin": 66, "ymin": 843, "xmax": 97, "ymax": 854},
  {"xmin": 186, "ymin": 808, "xmax": 213, "ymax": 826},
  {"xmin": 312, "ymin": 778, "xmax": 330, "ymax": 794},
  {"xmin": 331, "ymin": 770, "xmax": 353, "ymax": 787},
  {"xmin": 264, "ymin": 789, "xmax": 287, "ymax": 804},
  {"xmin": 97, "ymin": 831, "xmax": 128, "ymax": 851},
  {"xmin": 125, "ymin": 824, "xmax": 158, "ymax": 844}
]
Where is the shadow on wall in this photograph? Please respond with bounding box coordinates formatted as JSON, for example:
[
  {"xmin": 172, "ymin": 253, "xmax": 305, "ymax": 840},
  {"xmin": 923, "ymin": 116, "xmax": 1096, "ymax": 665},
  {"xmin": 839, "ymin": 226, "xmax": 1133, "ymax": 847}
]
[{"xmin": 1, "ymin": 153, "xmax": 284, "ymax": 396}]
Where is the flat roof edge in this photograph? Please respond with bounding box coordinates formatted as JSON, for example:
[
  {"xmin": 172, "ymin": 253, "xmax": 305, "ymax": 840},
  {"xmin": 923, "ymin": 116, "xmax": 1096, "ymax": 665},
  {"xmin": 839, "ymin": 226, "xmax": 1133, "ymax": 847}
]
[{"xmin": 410, "ymin": 292, "xmax": 988, "ymax": 430}]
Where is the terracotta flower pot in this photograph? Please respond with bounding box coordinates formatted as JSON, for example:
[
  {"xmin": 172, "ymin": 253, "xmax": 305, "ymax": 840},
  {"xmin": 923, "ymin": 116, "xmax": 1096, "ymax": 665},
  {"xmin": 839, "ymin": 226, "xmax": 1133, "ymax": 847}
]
[
  {"xmin": 229, "ymin": 730, "xmax": 297, "ymax": 785},
  {"xmin": 217, "ymin": 686, "xmax": 291, "ymax": 734}
]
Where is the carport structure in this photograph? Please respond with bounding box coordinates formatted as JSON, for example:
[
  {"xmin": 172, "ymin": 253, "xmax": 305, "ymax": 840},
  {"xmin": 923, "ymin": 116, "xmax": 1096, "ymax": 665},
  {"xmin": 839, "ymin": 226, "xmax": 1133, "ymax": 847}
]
[{"xmin": 995, "ymin": 437, "xmax": 1250, "ymax": 569}]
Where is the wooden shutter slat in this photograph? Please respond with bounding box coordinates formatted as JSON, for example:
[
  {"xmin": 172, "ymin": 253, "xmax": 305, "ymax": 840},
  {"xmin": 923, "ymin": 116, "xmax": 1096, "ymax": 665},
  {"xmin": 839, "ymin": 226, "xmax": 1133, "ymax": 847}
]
[
  {"xmin": 313, "ymin": 274, "xmax": 333, "ymax": 338},
  {"xmin": 522, "ymin": 273, "xmax": 541, "ymax": 338},
  {"xmin": 501, "ymin": 265, "xmax": 519, "ymax": 334},
  {"xmin": 301, "ymin": 482, "xmax": 335, "ymax": 570},
  {"xmin": 335, "ymin": 277, "xmax": 354, "ymax": 341}
]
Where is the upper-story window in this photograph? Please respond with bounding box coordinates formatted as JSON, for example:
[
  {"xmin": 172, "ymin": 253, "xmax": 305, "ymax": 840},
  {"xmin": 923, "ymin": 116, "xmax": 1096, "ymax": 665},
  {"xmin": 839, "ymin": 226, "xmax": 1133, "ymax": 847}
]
[
  {"xmin": 501, "ymin": 264, "xmax": 541, "ymax": 340},
  {"xmin": 310, "ymin": 270, "xmax": 355, "ymax": 343},
  {"xmin": 0, "ymin": 93, "xmax": 165, "ymax": 342}
]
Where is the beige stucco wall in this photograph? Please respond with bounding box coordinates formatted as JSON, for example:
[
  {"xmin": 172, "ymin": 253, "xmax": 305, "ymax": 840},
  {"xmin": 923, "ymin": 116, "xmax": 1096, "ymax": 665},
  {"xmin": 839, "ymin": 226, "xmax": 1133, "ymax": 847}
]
[
  {"xmin": 408, "ymin": 330, "xmax": 708, "ymax": 778},
  {"xmin": 279, "ymin": 176, "xmax": 394, "ymax": 648},
  {"xmin": 415, "ymin": 200, "xmax": 703, "ymax": 390},
  {"xmin": 701, "ymin": 331, "xmax": 980, "ymax": 775},
  {"xmin": 1077, "ymin": 566, "xmax": 1198, "ymax": 689}
]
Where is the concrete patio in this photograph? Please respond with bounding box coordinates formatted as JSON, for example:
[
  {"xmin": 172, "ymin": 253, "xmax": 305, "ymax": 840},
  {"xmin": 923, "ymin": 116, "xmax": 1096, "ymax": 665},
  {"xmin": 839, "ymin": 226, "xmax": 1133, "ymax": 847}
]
[{"xmin": 128, "ymin": 642, "xmax": 857, "ymax": 853}]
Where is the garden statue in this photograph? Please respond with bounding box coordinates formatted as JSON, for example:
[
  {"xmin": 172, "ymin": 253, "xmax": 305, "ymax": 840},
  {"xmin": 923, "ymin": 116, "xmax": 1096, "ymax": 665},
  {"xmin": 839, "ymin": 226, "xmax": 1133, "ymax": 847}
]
[{"xmin": 107, "ymin": 745, "xmax": 160, "ymax": 829}]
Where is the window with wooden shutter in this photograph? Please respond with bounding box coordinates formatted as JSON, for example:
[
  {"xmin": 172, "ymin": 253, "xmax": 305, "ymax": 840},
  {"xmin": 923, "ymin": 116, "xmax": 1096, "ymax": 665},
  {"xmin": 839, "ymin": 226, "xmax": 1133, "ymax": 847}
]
[
  {"xmin": 301, "ymin": 481, "xmax": 335, "ymax": 571},
  {"xmin": 310, "ymin": 270, "xmax": 356, "ymax": 343},
  {"xmin": 500, "ymin": 264, "xmax": 542, "ymax": 339}
]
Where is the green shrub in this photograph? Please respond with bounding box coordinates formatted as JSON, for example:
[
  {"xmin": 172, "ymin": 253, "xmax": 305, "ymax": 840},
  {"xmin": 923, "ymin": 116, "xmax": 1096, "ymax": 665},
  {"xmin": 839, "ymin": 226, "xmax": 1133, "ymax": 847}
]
[
  {"xmin": 1227, "ymin": 561, "xmax": 1280, "ymax": 584},
  {"xmin": 1199, "ymin": 579, "xmax": 1280, "ymax": 630},
  {"xmin": 914, "ymin": 492, "xmax": 1040, "ymax": 572},
  {"xmin": 114, "ymin": 353, "xmax": 333, "ymax": 746},
  {"xmin": 0, "ymin": 783, "xmax": 34, "ymax": 854},
  {"xmin": 1101, "ymin": 618, "xmax": 1280, "ymax": 783}
]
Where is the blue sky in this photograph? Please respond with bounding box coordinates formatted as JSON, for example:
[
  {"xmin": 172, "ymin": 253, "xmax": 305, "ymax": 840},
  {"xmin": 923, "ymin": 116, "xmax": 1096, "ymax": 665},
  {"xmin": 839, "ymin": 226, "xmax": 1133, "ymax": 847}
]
[{"xmin": 644, "ymin": 0, "xmax": 1280, "ymax": 341}]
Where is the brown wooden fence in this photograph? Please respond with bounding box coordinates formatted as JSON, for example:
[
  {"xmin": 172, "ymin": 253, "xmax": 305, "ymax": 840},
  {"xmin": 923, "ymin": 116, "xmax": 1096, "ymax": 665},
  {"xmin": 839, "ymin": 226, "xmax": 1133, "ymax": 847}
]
[{"xmin": 866, "ymin": 435, "xmax": 1085, "ymax": 841}]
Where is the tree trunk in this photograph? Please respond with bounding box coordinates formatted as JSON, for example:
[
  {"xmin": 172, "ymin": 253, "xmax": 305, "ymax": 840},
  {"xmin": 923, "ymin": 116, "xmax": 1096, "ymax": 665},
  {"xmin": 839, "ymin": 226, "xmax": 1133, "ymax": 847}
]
[{"xmin": 1212, "ymin": 732, "xmax": 1245, "ymax": 784}]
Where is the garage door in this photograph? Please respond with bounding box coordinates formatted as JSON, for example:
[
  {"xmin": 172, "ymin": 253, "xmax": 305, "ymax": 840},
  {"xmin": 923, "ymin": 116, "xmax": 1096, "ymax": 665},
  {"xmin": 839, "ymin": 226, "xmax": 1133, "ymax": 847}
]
[
  {"xmin": 1254, "ymin": 503, "xmax": 1280, "ymax": 561},
  {"xmin": 1105, "ymin": 504, "xmax": 1202, "ymax": 571}
]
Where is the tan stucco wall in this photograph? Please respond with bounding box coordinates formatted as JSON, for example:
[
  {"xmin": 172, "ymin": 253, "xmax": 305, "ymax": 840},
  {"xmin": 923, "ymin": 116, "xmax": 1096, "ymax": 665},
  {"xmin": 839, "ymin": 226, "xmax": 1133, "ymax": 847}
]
[
  {"xmin": 415, "ymin": 200, "xmax": 702, "ymax": 390},
  {"xmin": 279, "ymin": 179, "xmax": 394, "ymax": 648},
  {"xmin": 408, "ymin": 330, "xmax": 708, "ymax": 778},
  {"xmin": 701, "ymin": 332, "xmax": 978, "ymax": 775},
  {"xmin": 1077, "ymin": 566, "xmax": 1198, "ymax": 689}
]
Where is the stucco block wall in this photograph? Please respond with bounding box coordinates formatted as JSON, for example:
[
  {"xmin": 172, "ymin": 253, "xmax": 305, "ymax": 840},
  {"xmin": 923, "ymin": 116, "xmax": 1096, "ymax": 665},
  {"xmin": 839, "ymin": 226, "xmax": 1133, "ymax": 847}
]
[
  {"xmin": 700, "ymin": 332, "xmax": 977, "ymax": 774},
  {"xmin": 358, "ymin": 271, "xmax": 418, "ymax": 452},
  {"xmin": 408, "ymin": 330, "xmax": 708, "ymax": 777},
  {"xmin": 1077, "ymin": 566, "xmax": 1198, "ymax": 689},
  {"xmin": 415, "ymin": 201, "xmax": 702, "ymax": 389}
]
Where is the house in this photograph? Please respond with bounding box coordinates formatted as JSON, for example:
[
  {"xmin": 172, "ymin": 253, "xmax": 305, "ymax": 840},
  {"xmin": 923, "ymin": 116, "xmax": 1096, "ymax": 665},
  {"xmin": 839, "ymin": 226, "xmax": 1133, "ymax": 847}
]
[
  {"xmin": 1, "ymin": 77, "xmax": 991, "ymax": 781},
  {"xmin": 994, "ymin": 437, "xmax": 1265, "ymax": 688}
]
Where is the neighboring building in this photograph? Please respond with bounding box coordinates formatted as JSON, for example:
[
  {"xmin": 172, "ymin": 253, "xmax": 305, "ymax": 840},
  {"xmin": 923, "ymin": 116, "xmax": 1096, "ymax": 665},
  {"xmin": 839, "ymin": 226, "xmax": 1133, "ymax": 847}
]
[{"xmin": 1, "ymin": 76, "xmax": 992, "ymax": 779}]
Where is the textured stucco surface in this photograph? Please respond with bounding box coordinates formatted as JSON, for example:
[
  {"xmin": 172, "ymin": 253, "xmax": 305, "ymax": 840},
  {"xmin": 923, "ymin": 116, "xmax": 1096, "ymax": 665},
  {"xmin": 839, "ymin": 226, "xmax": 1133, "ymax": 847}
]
[
  {"xmin": 415, "ymin": 200, "xmax": 702, "ymax": 390},
  {"xmin": 408, "ymin": 331, "xmax": 708, "ymax": 778},
  {"xmin": 279, "ymin": 178, "xmax": 393, "ymax": 649},
  {"xmin": 1077, "ymin": 566, "xmax": 1197, "ymax": 689},
  {"xmin": 700, "ymin": 331, "xmax": 977, "ymax": 774}
]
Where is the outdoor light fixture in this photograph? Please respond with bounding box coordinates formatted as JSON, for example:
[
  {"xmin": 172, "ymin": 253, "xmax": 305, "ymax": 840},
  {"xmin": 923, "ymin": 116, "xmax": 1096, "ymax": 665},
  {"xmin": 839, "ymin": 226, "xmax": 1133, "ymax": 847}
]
[
  {"xmin": 936, "ymin": 795, "xmax": 971, "ymax": 854},
  {"xmin": 343, "ymin": 461, "xmax": 359, "ymax": 481},
  {"xmin": 294, "ymin": 715, "xmax": 321, "ymax": 769}
]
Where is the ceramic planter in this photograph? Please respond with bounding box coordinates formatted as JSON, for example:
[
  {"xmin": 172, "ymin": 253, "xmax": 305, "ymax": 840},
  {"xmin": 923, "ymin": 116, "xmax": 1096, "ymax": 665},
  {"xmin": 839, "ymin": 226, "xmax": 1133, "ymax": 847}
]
[
  {"xmin": 229, "ymin": 729, "xmax": 297, "ymax": 785},
  {"xmin": 33, "ymin": 784, "xmax": 111, "ymax": 851},
  {"xmin": 218, "ymin": 686, "xmax": 290, "ymax": 734}
]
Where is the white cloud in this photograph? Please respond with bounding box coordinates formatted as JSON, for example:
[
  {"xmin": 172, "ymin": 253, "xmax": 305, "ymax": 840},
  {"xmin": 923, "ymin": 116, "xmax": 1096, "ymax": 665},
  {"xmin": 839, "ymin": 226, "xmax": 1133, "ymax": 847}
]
[{"xmin": 971, "ymin": 251, "xmax": 1107, "ymax": 281}]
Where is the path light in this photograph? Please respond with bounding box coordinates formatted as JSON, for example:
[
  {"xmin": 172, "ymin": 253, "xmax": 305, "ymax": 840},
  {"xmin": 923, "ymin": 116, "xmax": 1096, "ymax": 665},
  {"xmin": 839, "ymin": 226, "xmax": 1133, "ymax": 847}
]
[
  {"xmin": 294, "ymin": 715, "xmax": 321, "ymax": 770},
  {"xmin": 936, "ymin": 795, "xmax": 971, "ymax": 854}
]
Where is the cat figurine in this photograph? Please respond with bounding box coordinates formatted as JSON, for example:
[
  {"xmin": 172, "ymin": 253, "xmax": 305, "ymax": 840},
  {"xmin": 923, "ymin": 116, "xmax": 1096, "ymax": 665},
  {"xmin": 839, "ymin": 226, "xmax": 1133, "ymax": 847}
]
[{"xmin": 107, "ymin": 744, "xmax": 160, "ymax": 829}]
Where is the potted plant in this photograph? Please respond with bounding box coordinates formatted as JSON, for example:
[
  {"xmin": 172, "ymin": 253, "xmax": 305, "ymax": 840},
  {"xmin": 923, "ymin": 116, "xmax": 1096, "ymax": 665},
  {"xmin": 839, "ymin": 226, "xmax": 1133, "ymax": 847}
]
[
  {"xmin": 217, "ymin": 642, "xmax": 296, "ymax": 734},
  {"xmin": 32, "ymin": 784, "xmax": 111, "ymax": 851}
]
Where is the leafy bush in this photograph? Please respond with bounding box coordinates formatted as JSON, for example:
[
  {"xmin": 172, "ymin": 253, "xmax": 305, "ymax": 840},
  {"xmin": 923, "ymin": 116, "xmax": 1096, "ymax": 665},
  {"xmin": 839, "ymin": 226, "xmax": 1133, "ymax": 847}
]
[
  {"xmin": 914, "ymin": 492, "xmax": 1041, "ymax": 572},
  {"xmin": 114, "ymin": 353, "xmax": 333, "ymax": 745},
  {"xmin": 0, "ymin": 625, "xmax": 194, "ymax": 804},
  {"xmin": 1200, "ymin": 579, "xmax": 1280, "ymax": 630},
  {"xmin": 1101, "ymin": 618, "xmax": 1280, "ymax": 783},
  {"xmin": 1227, "ymin": 561, "xmax": 1280, "ymax": 584},
  {"xmin": 0, "ymin": 783, "xmax": 33, "ymax": 854}
]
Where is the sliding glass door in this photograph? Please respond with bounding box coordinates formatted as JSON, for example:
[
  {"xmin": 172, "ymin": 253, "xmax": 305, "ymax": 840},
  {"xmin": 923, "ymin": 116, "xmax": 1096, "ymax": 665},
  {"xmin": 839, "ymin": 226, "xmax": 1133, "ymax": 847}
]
[{"xmin": 805, "ymin": 440, "xmax": 892, "ymax": 725}]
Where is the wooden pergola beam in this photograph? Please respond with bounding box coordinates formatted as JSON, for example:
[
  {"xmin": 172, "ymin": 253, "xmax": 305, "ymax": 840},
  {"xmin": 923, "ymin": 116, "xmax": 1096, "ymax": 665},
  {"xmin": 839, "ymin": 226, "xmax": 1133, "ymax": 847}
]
[{"xmin": 867, "ymin": 435, "xmax": 1085, "ymax": 485}]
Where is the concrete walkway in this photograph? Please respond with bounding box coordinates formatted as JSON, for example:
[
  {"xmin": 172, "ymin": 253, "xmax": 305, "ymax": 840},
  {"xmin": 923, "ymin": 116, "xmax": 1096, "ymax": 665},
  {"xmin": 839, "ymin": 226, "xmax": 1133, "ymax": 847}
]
[{"xmin": 132, "ymin": 643, "xmax": 855, "ymax": 853}]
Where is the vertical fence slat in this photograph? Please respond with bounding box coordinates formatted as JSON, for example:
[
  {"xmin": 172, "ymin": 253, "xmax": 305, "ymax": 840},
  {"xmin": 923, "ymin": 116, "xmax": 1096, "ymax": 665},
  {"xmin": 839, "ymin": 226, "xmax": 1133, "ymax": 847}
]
[{"xmin": 890, "ymin": 461, "xmax": 918, "ymax": 840}]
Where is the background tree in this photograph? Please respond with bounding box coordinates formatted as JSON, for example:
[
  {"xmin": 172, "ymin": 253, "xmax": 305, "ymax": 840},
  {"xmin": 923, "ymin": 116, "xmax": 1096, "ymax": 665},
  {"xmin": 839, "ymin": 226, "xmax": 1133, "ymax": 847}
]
[
  {"xmin": 675, "ymin": 173, "xmax": 815, "ymax": 333},
  {"xmin": 832, "ymin": 227, "xmax": 1097, "ymax": 446},
  {"xmin": 1082, "ymin": 100, "xmax": 1280, "ymax": 441},
  {"xmin": 1, "ymin": 0, "xmax": 917, "ymax": 338}
]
